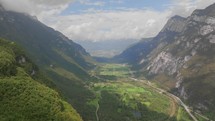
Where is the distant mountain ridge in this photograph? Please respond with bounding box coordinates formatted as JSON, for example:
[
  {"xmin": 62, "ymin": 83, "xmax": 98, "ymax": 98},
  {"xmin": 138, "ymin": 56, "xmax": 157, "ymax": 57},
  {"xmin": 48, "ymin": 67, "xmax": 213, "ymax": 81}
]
[
  {"xmin": 117, "ymin": 3, "xmax": 215, "ymax": 119},
  {"xmin": 78, "ymin": 39, "xmax": 139, "ymax": 57}
]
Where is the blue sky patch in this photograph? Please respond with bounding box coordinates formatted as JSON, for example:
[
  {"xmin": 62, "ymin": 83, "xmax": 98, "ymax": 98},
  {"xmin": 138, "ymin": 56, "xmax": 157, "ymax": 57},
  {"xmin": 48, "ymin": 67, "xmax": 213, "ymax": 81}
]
[{"xmin": 61, "ymin": 0, "xmax": 172, "ymax": 15}]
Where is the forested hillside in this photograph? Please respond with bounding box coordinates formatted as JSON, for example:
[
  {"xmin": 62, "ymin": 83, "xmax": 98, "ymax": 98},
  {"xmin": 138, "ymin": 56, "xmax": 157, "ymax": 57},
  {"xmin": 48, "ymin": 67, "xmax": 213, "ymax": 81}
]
[
  {"xmin": 0, "ymin": 38, "xmax": 82, "ymax": 121},
  {"xmin": 0, "ymin": 6, "xmax": 97, "ymax": 120}
]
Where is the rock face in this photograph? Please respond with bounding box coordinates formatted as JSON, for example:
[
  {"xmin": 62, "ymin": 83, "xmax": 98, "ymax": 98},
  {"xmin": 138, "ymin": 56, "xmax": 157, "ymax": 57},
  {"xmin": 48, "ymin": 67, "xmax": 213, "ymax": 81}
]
[
  {"xmin": 146, "ymin": 4, "xmax": 215, "ymax": 115},
  {"xmin": 118, "ymin": 3, "xmax": 215, "ymax": 118},
  {"xmin": 161, "ymin": 15, "xmax": 186, "ymax": 33},
  {"xmin": 147, "ymin": 51, "xmax": 184, "ymax": 75}
]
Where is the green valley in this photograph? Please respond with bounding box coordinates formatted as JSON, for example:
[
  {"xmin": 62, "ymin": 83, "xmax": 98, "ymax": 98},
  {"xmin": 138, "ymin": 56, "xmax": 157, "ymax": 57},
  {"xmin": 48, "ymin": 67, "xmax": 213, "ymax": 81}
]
[
  {"xmin": 88, "ymin": 63, "xmax": 193, "ymax": 121},
  {"xmin": 0, "ymin": 39, "xmax": 198, "ymax": 121},
  {"xmin": 1, "ymin": 1, "xmax": 215, "ymax": 121},
  {"xmin": 91, "ymin": 63, "xmax": 130, "ymax": 80}
]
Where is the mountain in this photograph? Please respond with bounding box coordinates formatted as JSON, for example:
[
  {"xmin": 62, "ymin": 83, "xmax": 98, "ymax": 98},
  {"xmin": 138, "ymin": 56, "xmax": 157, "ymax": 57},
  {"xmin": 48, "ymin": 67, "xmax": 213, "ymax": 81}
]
[
  {"xmin": 113, "ymin": 38, "xmax": 153, "ymax": 64},
  {"xmin": 118, "ymin": 3, "xmax": 215, "ymax": 119},
  {"xmin": 0, "ymin": 38, "xmax": 82, "ymax": 121},
  {"xmin": 0, "ymin": 6, "xmax": 97, "ymax": 120},
  {"xmin": 0, "ymin": 6, "xmax": 95, "ymax": 78},
  {"xmin": 115, "ymin": 15, "xmax": 186, "ymax": 66}
]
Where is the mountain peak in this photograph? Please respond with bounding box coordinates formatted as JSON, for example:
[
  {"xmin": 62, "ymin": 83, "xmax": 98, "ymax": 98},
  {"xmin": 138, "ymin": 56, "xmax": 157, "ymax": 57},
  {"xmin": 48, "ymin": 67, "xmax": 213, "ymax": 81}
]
[
  {"xmin": 161, "ymin": 15, "xmax": 186, "ymax": 33},
  {"xmin": 205, "ymin": 2, "xmax": 215, "ymax": 11},
  {"xmin": 170, "ymin": 15, "xmax": 186, "ymax": 20},
  {"xmin": 192, "ymin": 2, "xmax": 215, "ymax": 17}
]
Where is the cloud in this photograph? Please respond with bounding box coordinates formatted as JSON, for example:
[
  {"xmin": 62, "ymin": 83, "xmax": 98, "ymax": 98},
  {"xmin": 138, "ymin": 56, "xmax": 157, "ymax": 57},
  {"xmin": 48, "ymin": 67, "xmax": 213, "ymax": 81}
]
[
  {"xmin": 0, "ymin": 0, "xmax": 72, "ymax": 15},
  {"xmin": 0, "ymin": 0, "xmax": 214, "ymax": 42},
  {"xmin": 48, "ymin": 10, "xmax": 171, "ymax": 42},
  {"xmin": 0, "ymin": 0, "xmax": 33, "ymax": 13},
  {"xmin": 33, "ymin": 0, "xmax": 72, "ymax": 6},
  {"xmin": 79, "ymin": 0, "xmax": 105, "ymax": 6},
  {"xmin": 168, "ymin": 0, "xmax": 215, "ymax": 17}
]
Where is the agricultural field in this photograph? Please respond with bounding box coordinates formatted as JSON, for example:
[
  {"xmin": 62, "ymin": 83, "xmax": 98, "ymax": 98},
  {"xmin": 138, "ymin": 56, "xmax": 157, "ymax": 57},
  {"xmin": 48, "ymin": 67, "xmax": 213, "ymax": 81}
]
[
  {"xmin": 87, "ymin": 63, "xmax": 193, "ymax": 121},
  {"xmin": 94, "ymin": 63, "xmax": 131, "ymax": 79},
  {"xmin": 88, "ymin": 80, "xmax": 183, "ymax": 121},
  {"xmin": 94, "ymin": 81, "xmax": 171, "ymax": 112}
]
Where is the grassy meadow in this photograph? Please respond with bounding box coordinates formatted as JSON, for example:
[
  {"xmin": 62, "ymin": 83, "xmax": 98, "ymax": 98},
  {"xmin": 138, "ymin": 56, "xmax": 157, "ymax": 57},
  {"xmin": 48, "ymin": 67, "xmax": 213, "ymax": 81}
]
[{"xmin": 94, "ymin": 64, "xmax": 130, "ymax": 79}]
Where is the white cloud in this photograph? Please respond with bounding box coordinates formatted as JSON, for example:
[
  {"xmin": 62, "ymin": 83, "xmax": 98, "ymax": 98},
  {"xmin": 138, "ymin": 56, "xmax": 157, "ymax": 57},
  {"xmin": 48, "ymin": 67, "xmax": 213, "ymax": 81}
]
[
  {"xmin": 169, "ymin": 0, "xmax": 215, "ymax": 17},
  {"xmin": 47, "ymin": 10, "xmax": 170, "ymax": 42},
  {"xmin": 79, "ymin": 0, "xmax": 105, "ymax": 6},
  {"xmin": 0, "ymin": 0, "xmax": 33, "ymax": 13},
  {"xmin": 0, "ymin": 0, "xmax": 215, "ymax": 42},
  {"xmin": 0, "ymin": 0, "xmax": 72, "ymax": 15}
]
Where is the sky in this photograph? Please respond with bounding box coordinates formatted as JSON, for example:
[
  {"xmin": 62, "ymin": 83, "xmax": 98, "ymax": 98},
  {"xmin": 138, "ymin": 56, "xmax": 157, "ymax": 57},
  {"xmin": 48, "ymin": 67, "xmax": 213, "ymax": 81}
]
[{"xmin": 0, "ymin": 0, "xmax": 215, "ymax": 42}]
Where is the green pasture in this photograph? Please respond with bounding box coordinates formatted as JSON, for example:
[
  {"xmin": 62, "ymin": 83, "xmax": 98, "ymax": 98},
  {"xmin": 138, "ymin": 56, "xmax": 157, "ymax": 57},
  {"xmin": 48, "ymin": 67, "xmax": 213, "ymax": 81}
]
[{"xmin": 98, "ymin": 64, "xmax": 130, "ymax": 78}]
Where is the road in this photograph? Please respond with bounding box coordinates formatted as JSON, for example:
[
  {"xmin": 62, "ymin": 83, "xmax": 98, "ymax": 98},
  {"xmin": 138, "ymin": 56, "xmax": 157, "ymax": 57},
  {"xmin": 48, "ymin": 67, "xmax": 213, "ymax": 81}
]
[
  {"xmin": 130, "ymin": 78, "xmax": 199, "ymax": 121},
  {"xmin": 168, "ymin": 92, "xmax": 198, "ymax": 121},
  {"xmin": 195, "ymin": 112, "xmax": 211, "ymax": 121}
]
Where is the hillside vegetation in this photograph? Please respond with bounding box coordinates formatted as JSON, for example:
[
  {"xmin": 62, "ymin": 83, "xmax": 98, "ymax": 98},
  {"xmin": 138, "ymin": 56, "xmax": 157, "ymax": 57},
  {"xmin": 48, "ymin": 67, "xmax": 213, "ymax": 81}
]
[
  {"xmin": 0, "ymin": 38, "xmax": 82, "ymax": 121},
  {"xmin": 0, "ymin": 8, "xmax": 98, "ymax": 120}
]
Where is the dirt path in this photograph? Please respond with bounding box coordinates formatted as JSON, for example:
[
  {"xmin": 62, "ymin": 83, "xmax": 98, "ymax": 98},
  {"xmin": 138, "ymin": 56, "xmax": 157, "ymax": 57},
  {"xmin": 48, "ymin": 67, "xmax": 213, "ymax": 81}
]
[
  {"xmin": 96, "ymin": 103, "xmax": 99, "ymax": 121},
  {"xmin": 168, "ymin": 96, "xmax": 177, "ymax": 117}
]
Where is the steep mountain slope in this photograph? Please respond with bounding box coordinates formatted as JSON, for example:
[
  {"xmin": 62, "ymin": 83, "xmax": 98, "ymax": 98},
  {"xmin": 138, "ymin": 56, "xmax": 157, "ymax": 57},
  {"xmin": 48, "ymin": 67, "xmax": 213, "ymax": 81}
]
[
  {"xmin": 0, "ymin": 6, "xmax": 97, "ymax": 120},
  {"xmin": 113, "ymin": 38, "xmax": 153, "ymax": 64},
  {"xmin": 115, "ymin": 15, "xmax": 186, "ymax": 66},
  {"xmin": 119, "ymin": 3, "xmax": 215, "ymax": 119},
  {"xmin": 0, "ymin": 38, "xmax": 82, "ymax": 121},
  {"xmin": 0, "ymin": 5, "xmax": 95, "ymax": 79}
]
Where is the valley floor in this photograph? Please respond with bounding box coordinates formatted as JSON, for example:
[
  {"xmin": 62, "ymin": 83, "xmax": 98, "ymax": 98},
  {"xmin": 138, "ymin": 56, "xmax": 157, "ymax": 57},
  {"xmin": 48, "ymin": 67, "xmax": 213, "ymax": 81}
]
[{"xmin": 88, "ymin": 63, "xmax": 196, "ymax": 121}]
